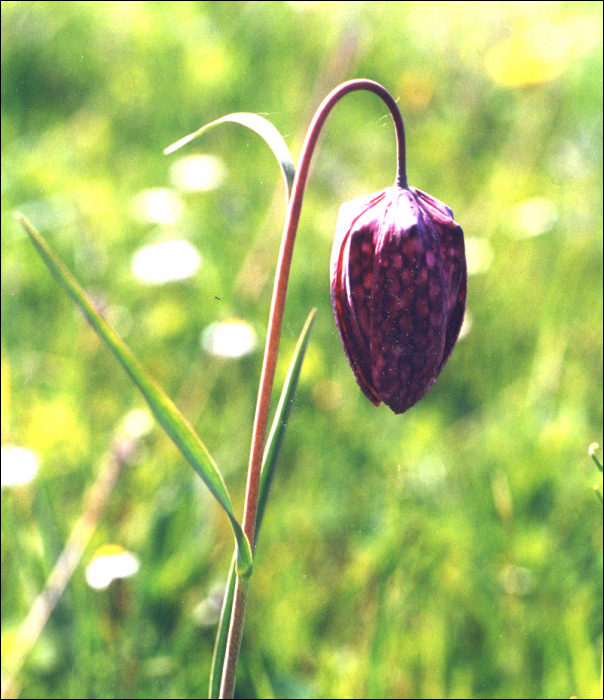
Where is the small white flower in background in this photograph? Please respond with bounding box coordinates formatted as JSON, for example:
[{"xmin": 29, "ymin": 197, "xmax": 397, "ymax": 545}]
[
  {"xmin": 130, "ymin": 188, "xmax": 183, "ymax": 225},
  {"xmin": 1, "ymin": 446, "xmax": 39, "ymax": 487},
  {"xmin": 510, "ymin": 198, "xmax": 558, "ymax": 239},
  {"xmin": 86, "ymin": 544, "xmax": 140, "ymax": 590},
  {"xmin": 119, "ymin": 408, "xmax": 154, "ymax": 440},
  {"xmin": 169, "ymin": 154, "xmax": 226, "ymax": 193},
  {"xmin": 132, "ymin": 239, "xmax": 201, "ymax": 284},
  {"xmin": 464, "ymin": 236, "xmax": 494, "ymax": 276},
  {"xmin": 201, "ymin": 319, "xmax": 257, "ymax": 358}
]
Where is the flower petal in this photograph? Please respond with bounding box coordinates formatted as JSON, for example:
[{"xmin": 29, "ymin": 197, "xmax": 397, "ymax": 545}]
[
  {"xmin": 370, "ymin": 189, "xmax": 448, "ymax": 414},
  {"xmin": 332, "ymin": 232, "xmax": 381, "ymax": 406},
  {"xmin": 413, "ymin": 188, "xmax": 467, "ymax": 371},
  {"xmin": 331, "ymin": 192, "xmax": 386, "ymax": 405}
]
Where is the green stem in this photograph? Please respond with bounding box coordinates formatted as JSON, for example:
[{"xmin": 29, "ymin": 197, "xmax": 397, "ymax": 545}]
[{"xmin": 219, "ymin": 79, "xmax": 407, "ymax": 699}]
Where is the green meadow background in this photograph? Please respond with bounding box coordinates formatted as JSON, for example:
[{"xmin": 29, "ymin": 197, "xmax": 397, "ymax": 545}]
[{"xmin": 1, "ymin": 2, "xmax": 602, "ymax": 698}]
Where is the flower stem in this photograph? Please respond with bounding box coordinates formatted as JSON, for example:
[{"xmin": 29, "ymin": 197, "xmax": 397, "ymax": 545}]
[{"xmin": 219, "ymin": 79, "xmax": 407, "ymax": 699}]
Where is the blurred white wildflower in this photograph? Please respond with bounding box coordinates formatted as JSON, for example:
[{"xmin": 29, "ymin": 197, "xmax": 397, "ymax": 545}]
[
  {"xmin": 86, "ymin": 544, "xmax": 139, "ymax": 590},
  {"xmin": 201, "ymin": 319, "xmax": 257, "ymax": 358},
  {"xmin": 119, "ymin": 408, "xmax": 154, "ymax": 440},
  {"xmin": 169, "ymin": 154, "xmax": 226, "ymax": 193},
  {"xmin": 130, "ymin": 188, "xmax": 183, "ymax": 225},
  {"xmin": 1, "ymin": 446, "xmax": 39, "ymax": 487},
  {"xmin": 510, "ymin": 198, "xmax": 558, "ymax": 238},
  {"xmin": 132, "ymin": 239, "xmax": 201, "ymax": 284}
]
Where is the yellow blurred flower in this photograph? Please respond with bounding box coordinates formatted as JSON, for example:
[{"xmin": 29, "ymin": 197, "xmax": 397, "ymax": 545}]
[
  {"xmin": 486, "ymin": 18, "xmax": 599, "ymax": 87},
  {"xmin": 24, "ymin": 398, "xmax": 89, "ymax": 461},
  {"xmin": 398, "ymin": 72, "xmax": 435, "ymax": 111}
]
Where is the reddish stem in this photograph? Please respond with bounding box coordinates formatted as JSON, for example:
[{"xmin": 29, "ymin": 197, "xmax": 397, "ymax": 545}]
[{"xmin": 219, "ymin": 79, "xmax": 407, "ymax": 699}]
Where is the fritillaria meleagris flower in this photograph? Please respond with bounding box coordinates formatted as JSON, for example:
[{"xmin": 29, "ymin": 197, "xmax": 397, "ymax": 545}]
[{"xmin": 330, "ymin": 185, "xmax": 466, "ymax": 414}]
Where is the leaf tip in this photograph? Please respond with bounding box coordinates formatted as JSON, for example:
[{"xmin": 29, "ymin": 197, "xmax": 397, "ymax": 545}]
[
  {"xmin": 590, "ymin": 443, "xmax": 603, "ymax": 472},
  {"xmin": 234, "ymin": 531, "xmax": 253, "ymax": 578},
  {"xmin": 589, "ymin": 442, "xmax": 600, "ymax": 455},
  {"xmin": 164, "ymin": 129, "xmax": 201, "ymax": 155},
  {"xmin": 235, "ymin": 554, "xmax": 253, "ymax": 578},
  {"xmin": 14, "ymin": 212, "xmax": 35, "ymax": 238}
]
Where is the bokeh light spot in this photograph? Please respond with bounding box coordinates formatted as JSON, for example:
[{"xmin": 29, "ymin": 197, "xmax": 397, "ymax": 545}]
[
  {"xmin": 130, "ymin": 188, "xmax": 184, "ymax": 225},
  {"xmin": 1, "ymin": 446, "xmax": 39, "ymax": 487},
  {"xmin": 458, "ymin": 309, "xmax": 472, "ymax": 340},
  {"xmin": 86, "ymin": 544, "xmax": 140, "ymax": 590},
  {"xmin": 132, "ymin": 240, "xmax": 201, "ymax": 284},
  {"xmin": 201, "ymin": 320, "xmax": 257, "ymax": 358},
  {"xmin": 510, "ymin": 198, "xmax": 558, "ymax": 238},
  {"xmin": 485, "ymin": 19, "xmax": 598, "ymax": 87},
  {"xmin": 169, "ymin": 154, "xmax": 226, "ymax": 192},
  {"xmin": 464, "ymin": 237, "xmax": 494, "ymax": 275}
]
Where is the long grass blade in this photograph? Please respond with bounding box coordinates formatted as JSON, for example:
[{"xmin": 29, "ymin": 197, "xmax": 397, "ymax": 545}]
[
  {"xmin": 164, "ymin": 112, "xmax": 295, "ymax": 201},
  {"xmin": 16, "ymin": 213, "xmax": 252, "ymax": 576},
  {"xmin": 208, "ymin": 308, "xmax": 316, "ymax": 698}
]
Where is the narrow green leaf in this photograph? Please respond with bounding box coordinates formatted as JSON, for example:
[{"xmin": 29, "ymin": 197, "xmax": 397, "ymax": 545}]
[
  {"xmin": 164, "ymin": 112, "xmax": 295, "ymax": 201},
  {"xmin": 16, "ymin": 213, "xmax": 252, "ymax": 577},
  {"xmin": 256, "ymin": 308, "xmax": 317, "ymax": 535},
  {"xmin": 208, "ymin": 309, "xmax": 316, "ymax": 698}
]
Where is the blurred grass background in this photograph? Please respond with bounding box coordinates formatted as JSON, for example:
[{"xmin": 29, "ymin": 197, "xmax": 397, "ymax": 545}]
[{"xmin": 1, "ymin": 1, "xmax": 602, "ymax": 698}]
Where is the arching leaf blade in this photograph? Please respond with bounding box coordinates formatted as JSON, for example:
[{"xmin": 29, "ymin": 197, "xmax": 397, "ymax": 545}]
[
  {"xmin": 16, "ymin": 213, "xmax": 252, "ymax": 576},
  {"xmin": 164, "ymin": 112, "xmax": 295, "ymax": 201}
]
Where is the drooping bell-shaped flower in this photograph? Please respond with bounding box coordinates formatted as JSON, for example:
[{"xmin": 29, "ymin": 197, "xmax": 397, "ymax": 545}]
[{"xmin": 331, "ymin": 184, "xmax": 466, "ymax": 414}]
